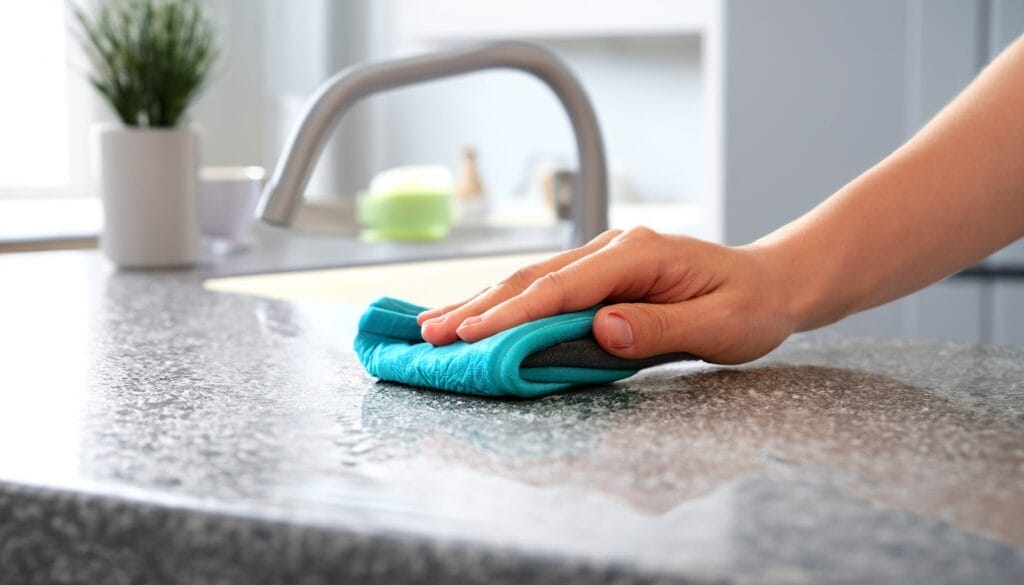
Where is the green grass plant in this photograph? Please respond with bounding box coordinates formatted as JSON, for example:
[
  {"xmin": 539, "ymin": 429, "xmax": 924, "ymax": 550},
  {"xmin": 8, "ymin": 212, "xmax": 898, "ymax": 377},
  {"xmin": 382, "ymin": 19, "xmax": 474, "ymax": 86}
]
[{"xmin": 73, "ymin": 0, "xmax": 218, "ymax": 127}]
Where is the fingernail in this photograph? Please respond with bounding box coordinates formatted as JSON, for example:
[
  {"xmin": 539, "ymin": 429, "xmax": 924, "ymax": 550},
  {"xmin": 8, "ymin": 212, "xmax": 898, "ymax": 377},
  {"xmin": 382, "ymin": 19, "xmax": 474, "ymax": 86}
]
[
  {"xmin": 418, "ymin": 310, "xmax": 442, "ymax": 323},
  {"xmin": 457, "ymin": 316, "xmax": 482, "ymax": 330},
  {"xmin": 605, "ymin": 312, "xmax": 633, "ymax": 349},
  {"xmin": 426, "ymin": 314, "xmax": 447, "ymax": 325}
]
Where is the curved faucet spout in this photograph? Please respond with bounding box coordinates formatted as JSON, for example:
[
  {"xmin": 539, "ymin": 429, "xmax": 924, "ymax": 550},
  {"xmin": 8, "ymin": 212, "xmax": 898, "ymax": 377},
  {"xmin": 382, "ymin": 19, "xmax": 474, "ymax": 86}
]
[{"xmin": 257, "ymin": 41, "xmax": 608, "ymax": 248}]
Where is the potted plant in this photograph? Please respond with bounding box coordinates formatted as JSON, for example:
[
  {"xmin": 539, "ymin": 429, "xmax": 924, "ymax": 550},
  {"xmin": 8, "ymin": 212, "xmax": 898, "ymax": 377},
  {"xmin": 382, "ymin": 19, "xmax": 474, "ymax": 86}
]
[{"xmin": 74, "ymin": 0, "xmax": 218, "ymax": 267}]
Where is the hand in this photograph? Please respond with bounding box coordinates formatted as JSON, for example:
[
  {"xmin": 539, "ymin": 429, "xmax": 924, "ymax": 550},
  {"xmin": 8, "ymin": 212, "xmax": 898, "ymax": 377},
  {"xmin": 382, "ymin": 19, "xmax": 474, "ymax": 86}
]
[{"xmin": 416, "ymin": 227, "xmax": 799, "ymax": 364}]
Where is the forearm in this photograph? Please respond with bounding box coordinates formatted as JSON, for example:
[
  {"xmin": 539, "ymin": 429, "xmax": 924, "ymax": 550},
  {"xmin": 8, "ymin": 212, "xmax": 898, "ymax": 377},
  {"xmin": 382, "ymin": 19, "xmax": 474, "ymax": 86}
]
[{"xmin": 755, "ymin": 35, "xmax": 1024, "ymax": 332}]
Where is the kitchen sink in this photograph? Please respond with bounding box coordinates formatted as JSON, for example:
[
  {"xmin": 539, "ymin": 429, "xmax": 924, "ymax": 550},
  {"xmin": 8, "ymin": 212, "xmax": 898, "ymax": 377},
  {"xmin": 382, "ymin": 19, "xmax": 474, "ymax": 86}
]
[{"xmin": 203, "ymin": 252, "xmax": 550, "ymax": 307}]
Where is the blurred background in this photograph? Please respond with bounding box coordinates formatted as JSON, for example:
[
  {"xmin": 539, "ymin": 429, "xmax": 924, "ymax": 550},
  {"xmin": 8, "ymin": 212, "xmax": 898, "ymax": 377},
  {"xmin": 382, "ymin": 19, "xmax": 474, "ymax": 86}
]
[{"xmin": 2, "ymin": 0, "xmax": 1023, "ymax": 342}]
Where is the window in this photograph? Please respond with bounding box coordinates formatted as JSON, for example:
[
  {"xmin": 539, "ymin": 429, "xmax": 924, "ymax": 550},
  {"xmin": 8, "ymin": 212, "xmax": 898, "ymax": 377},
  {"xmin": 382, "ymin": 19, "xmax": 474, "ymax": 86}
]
[{"xmin": 0, "ymin": 1, "xmax": 72, "ymax": 194}]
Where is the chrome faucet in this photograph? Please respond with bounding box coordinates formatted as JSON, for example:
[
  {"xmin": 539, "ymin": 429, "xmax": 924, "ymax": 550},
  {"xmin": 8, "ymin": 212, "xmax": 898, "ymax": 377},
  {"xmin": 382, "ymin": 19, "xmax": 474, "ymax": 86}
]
[{"xmin": 257, "ymin": 41, "xmax": 608, "ymax": 248}]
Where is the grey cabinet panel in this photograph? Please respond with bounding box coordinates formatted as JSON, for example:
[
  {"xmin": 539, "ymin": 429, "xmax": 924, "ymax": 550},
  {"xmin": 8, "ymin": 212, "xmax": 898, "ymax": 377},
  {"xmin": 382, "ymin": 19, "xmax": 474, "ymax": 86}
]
[
  {"xmin": 912, "ymin": 279, "xmax": 984, "ymax": 342},
  {"xmin": 722, "ymin": 0, "xmax": 993, "ymax": 247},
  {"xmin": 992, "ymin": 281, "xmax": 1024, "ymax": 346},
  {"xmin": 823, "ymin": 299, "xmax": 911, "ymax": 340},
  {"xmin": 989, "ymin": 0, "xmax": 1024, "ymax": 58},
  {"xmin": 990, "ymin": 238, "xmax": 1024, "ymax": 264},
  {"xmin": 982, "ymin": 2, "xmax": 1024, "ymax": 348},
  {"xmin": 912, "ymin": 0, "xmax": 986, "ymax": 128},
  {"xmin": 722, "ymin": 0, "xmax": 908, "ymax": 246},
  {"xmin": 821, "ymin": 280, "xmax": 983, "ymax": 342},
  {"xmin": 719, "ymin": 0, "xmax": 1019, "ymax": 345}
]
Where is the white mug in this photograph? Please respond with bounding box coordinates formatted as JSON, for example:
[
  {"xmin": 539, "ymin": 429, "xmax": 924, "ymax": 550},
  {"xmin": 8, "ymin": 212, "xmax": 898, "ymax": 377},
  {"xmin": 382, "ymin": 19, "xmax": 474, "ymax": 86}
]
[{"xmin": 198, "ymin": 166, "xmax": 265, "ymax": 241}]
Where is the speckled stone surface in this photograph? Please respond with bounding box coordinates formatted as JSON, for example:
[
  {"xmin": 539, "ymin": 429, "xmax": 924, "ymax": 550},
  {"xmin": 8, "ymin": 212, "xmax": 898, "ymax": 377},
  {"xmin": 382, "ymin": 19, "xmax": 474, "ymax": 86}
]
[{"xmin": 0, "ymin": 250, "xmax": 1022, "ymax": 584}]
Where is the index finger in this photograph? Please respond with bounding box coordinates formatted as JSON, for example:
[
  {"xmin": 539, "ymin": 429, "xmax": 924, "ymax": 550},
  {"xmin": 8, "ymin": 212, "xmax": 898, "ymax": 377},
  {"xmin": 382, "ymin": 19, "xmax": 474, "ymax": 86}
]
[
  {"xmin": 419, "ymin": 229, "xmax": 622, "ymax": 345},
  {"xmin": 454, "ymin": 241, "xmax": 651, "ymax": 342}
]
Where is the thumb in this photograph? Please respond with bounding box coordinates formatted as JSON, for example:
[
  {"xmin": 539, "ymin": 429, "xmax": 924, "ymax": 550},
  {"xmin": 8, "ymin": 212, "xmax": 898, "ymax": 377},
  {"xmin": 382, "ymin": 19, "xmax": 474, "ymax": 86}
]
[{"xmin": 592, "ymin": 300, "xmax": 728, "ymax": 361}]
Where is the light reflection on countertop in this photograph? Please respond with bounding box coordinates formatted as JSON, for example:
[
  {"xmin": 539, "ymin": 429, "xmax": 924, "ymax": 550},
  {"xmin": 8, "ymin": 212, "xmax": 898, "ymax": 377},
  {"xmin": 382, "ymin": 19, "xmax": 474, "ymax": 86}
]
[{"xmin": 0, "ymin": 257, "xmax": 93, "ymax": 487}]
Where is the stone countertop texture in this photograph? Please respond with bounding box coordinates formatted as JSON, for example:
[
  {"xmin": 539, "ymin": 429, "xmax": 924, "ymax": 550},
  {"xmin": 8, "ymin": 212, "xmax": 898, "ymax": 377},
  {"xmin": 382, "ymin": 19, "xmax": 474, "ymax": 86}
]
[{"xmin": 0, "ymin": 248, "xmax": 1022, "ymax": 584}]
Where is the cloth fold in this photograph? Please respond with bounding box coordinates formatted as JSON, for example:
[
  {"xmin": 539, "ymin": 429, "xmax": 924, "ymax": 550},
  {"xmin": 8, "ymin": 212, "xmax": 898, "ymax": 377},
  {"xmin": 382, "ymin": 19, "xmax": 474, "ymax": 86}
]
[{"xmin": 353, "ymin": 296, "xmax": 638, "ymax": 398}]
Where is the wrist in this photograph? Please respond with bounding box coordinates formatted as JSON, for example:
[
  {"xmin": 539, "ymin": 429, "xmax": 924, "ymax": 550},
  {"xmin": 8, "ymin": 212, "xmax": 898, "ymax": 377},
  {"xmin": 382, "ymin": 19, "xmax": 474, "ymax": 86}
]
[{"xmin": 741, "ymin": 236, "xmax": 847, "ymax": 333}]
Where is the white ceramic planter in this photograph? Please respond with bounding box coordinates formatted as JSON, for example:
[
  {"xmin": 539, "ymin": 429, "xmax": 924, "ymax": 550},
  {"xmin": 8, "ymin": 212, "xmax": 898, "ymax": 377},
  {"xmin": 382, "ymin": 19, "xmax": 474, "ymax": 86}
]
[{"xmin": 94, "ymin": 125, "xmax": 200, "ymax": 268}]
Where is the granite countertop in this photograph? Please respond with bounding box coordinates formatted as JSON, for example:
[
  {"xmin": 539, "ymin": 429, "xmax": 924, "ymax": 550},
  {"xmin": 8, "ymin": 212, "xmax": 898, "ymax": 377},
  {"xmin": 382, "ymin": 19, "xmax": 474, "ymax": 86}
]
[{"xmin": 1, "ymin": 240, "xmax": 1023, "ymax": 584}]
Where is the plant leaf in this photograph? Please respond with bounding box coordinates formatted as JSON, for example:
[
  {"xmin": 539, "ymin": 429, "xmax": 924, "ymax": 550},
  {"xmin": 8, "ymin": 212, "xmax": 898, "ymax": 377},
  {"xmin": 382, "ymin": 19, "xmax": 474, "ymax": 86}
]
[{"xmin": 69, "ymin": 0, "xmax": 219, "ymax": 128}]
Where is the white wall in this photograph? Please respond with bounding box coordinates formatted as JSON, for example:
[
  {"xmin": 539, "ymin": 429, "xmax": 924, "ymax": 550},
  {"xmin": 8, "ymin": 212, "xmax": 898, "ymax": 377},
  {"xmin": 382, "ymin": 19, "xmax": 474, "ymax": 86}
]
[
  {"xmin": 367, "ymin": 37, "xmax": 704, "ymax": 208},
  {"xmin": 189, "ymin": 0, "xmax": 364, "ymax": 198},
  {"xmin": 189, "ymin": 1, "xmax": 712, "ymax": 225},
  {"xmin": 189, "ymin": 0, "xmax": 269, "ymax": 169}
]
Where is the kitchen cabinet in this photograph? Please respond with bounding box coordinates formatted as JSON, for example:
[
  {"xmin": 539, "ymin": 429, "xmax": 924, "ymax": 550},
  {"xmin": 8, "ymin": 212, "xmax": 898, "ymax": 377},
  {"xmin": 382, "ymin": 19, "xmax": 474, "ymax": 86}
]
[
  {"xmin": 914, "ymin": 279, "xmax": 988, "ymax": 343},
  {"xmin": 723, "ymin": 0, "xmax": 1023, "ymax": 345},
  {"xmin": 824, "ymin": 274, "xmax": 1024, "ymax": 347},
  {"xmin": 826, "ymin": 279, "xmax": 985, "ymax": 343},
  {"xmin": 722, "ymin": 0, "xmax": 992, "ymax": 246},
  {"xmin": 993, "ymin": 281, "xmax": 1024, "ymax": 345},
  {"xmin": 827, "ymin": 274, "xmax": 1024, "ymax": 346}
]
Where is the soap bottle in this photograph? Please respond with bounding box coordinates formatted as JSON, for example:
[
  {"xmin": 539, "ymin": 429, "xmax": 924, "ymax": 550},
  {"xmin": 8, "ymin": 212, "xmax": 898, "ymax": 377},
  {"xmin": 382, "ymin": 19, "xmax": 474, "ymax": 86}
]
[{"xmin": 453, "ymin": 147, "xmax": 489, "ymax": 225}]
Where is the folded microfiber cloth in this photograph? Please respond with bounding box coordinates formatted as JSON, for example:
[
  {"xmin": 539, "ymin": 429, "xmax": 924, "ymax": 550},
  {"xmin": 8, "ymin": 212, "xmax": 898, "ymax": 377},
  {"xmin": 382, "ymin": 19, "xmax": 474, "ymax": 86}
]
[{"xmin": 354, "ymin": 296, "xmax": 695, "ymax": 398}]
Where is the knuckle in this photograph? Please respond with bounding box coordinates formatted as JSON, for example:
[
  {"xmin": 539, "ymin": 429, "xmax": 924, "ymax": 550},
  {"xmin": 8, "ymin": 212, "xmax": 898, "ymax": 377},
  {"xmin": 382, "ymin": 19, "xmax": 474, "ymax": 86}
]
[
  {"xmin": 595, "ymin": 228, "xmax": 624, "ymax": 243},
  {"xmin": 525, "ymin": 271, "xmax": 568, "ymax": 315},
  {"xmin": 488, "ymin": 281, "xmax": 518, "ymax": 299},
  {"xmin": 501, "ymin": 265, "xmax": 540, "ymax": 291},
  {"xmin": 503, "ymin": 293, "xmax": 540, "ymax": 326},
  {"xmin": 541, "ymin": 270, "xmax": 568, "ymax": 299},
  {"xmin": 643, "ymin": 305, "xmax": 674, "ymax": 346},
  {"xmin": 625, "ymin": 225, "xmax": 659, "ymax": 241},
  {"xmin": 615, "ymin": 226, "xmax": 661, "ymax": 249}
]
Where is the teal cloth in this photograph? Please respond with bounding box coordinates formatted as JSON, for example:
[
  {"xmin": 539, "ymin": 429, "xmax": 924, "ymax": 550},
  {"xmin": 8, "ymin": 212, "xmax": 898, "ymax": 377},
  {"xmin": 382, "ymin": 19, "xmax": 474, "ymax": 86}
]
[{"xmin": 354, "ymin": 296, "xmax": 637, "ymax": 398}]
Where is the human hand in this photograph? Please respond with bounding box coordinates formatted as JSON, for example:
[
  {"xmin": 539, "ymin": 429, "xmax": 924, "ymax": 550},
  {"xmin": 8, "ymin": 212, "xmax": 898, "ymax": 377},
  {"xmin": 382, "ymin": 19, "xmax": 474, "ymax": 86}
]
[{"xmin": 417, "ymin": 227, "xmax": 799, "ymax": 364}]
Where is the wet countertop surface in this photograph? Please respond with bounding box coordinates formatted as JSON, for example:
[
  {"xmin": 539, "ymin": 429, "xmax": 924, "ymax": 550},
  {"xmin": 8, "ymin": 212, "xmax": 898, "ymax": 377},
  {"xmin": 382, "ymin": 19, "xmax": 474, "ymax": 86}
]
[{"xmin": 1, "ymin": 245, "xmax": 1023, "ymax": 584}]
